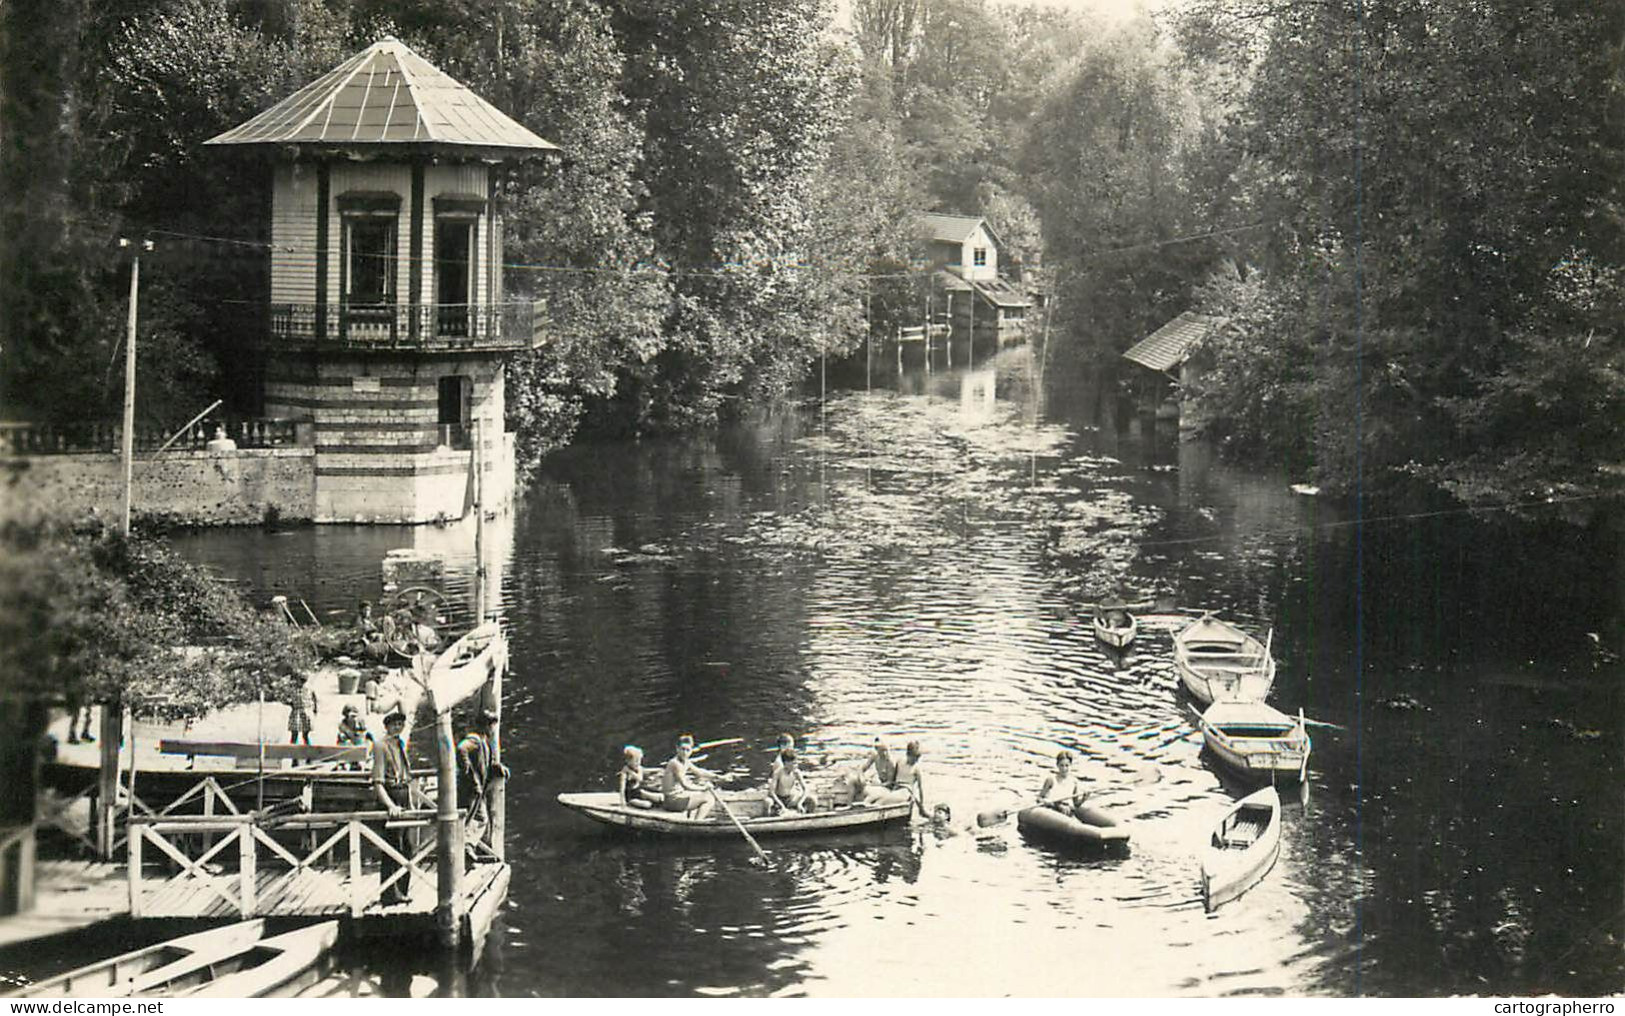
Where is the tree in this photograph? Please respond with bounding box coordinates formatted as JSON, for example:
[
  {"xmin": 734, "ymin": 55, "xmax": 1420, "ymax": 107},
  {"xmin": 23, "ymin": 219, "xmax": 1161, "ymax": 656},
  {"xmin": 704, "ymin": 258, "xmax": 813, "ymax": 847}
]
[
  {"xmin": 605, "ymin": 0, "xmax": 852, "ymax": 430},
  {"xmin": 0, "ymin": 513, "xmax": 317, "ymax": 720},
  {"xmin": 1171, "ymin": 0, "xmax": 1625, "ymax": 504}
]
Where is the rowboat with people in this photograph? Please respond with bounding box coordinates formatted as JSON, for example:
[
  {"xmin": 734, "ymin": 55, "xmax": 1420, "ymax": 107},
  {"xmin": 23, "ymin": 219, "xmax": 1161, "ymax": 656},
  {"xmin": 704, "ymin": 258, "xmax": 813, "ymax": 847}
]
[
  {"xmin": 1173, "ymin": 613, "xmax": 1276, "ymax": 704},
  {"xmin": 1092, "ymin": 603, "xmax": 1138, "ymax": 650},
  {"xmin": 556, "ymin": 790, "xmax": 913, "ymax": 836}
]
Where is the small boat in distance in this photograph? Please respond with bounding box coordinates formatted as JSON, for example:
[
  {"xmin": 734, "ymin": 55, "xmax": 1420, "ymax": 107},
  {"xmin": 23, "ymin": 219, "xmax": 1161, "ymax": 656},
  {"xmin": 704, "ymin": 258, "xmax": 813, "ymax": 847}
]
[
  {"xmin": 556, "ymin": 791, "xmax": 913, "ymax": 836},
  {"xmin": 1199, "ymin": 701, "xmax": 1311, "ymax": 783},
  {"xmin": 1016, "ymin": 801, "xmax": 1131, "ymax": 848},
  {"xmin": 1201, "ymin": 786, "xmax": 1282, "ymax": 911},
  {"xmin": 1174, "ymin": 614, "xmax": 1276, "ymax": 704},
  {"xmin": 6, "ymin": 920, "xmax": 267, "ymax": 998},
  {"xmin": 1092, "ymin": 604, "xmax": 1138, "ymax": 650}
]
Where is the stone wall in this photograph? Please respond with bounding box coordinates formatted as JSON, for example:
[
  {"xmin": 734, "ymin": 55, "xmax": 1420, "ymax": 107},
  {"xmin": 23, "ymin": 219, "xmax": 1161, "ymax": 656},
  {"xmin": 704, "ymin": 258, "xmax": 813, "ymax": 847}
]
[{"xmin": 0, "ymin": 448, "xmax": 316, "ymax": 526}]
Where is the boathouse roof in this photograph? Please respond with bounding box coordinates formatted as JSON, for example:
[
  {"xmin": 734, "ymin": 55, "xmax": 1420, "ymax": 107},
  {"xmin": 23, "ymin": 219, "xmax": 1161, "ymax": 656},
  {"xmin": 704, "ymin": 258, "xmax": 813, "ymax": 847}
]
[
  {"xmin": 206, "ymin": 37, "xmax": 559, "ymax": 158},
  {"xmin": 1122, "ymin": 312, "xmax": 1228, "ymax": 372}
]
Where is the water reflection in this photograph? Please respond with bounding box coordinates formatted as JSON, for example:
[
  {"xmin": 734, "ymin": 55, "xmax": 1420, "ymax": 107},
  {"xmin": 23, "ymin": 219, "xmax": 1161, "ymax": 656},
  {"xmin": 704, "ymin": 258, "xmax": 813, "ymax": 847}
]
[{"xmin": 161, "ymin": 344, "xmax": 1623, "ymax": 997}]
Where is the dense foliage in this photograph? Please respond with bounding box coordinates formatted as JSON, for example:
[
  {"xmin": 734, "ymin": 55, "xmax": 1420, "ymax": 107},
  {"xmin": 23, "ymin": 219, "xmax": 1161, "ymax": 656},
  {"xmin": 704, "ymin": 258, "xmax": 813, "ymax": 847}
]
[
  {"xmin": 1169, "ymin": 0, "xmax": 1625, "ymax": 505},
  {"xmin": 1, "ymin": 0, "xmax": 1618, "ymax": 510},
  {"xmin": 0, "ymin": 513, "xmax": 317, "ymax": 717}
]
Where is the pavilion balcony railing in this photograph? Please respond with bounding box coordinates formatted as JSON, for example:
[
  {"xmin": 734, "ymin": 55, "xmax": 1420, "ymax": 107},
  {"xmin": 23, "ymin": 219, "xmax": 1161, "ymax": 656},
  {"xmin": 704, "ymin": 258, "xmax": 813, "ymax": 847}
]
[
  {"xmin": 0, "ymin": 417, "xmax": 301, "ymax": 456},
  {"xmin": 265, "ymin": 300, "xmax": 548, "ymax": 352}
]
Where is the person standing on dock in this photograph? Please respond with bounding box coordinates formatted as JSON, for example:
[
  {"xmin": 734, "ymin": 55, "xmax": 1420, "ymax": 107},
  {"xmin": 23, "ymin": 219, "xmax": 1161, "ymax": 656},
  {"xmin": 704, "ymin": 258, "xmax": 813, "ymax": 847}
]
[
  {"xmin": 287, "ymin": 676, "xmax": 318, "ymax": 745},
  {"xmin": 457, "ymin": 710, "xmax": 507, "ymax": 824},
  {"xmin": 371, "ymin": 709, "xmax": 414, "ymax": 907}
]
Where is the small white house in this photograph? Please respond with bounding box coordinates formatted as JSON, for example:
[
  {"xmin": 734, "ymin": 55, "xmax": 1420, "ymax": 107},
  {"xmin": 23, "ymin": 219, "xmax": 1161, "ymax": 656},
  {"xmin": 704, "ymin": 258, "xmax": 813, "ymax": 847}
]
[{"xmin": 918, "ymin": 212, "xmax": 1001, "ymax": 283}]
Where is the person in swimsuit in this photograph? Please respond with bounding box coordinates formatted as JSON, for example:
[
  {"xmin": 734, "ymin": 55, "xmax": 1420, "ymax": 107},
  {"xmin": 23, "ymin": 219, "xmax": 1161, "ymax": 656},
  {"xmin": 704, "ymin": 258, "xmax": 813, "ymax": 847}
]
[
  {"xmin": 660, "ymin": 734, "xmax": 715, "ymax": 820},
  {"xmin": 618, "ymin": 745, "xmax": 663, "ymax": 808},
  {"xmin": 858, "ymin": 737, "xmax": 898, "ymax": 803},
  {"xmin": 767, "ymin": 745, "xmax": 818, "ymax": 813},
  {"xmin": 1037, "ymin": 749, "xmax": 1087, "ymax": 818},
  {"xmin": 891, "ymin": 740, "xmax": 927, "ymax": 816}
]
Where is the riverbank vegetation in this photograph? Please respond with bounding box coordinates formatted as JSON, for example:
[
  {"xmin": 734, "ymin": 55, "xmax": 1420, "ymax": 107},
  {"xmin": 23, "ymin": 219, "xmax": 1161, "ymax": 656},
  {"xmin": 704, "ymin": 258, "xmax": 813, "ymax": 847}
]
[
  {"xmin": 0, "ymin": 513, "xmax": 316, "ymax": 718},
  {"xmin": 1, "ymin": 0, "xmax": 1618, "ymax": 512}
]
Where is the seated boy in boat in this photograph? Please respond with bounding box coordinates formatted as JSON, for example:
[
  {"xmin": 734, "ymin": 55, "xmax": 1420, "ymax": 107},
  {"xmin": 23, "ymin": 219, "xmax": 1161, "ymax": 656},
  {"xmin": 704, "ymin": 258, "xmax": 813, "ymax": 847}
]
[
  {"xmin": 1037, "ymin": 750, "xmax": 1087, "ymax": 817},
  {"xmin": 767, "ymin": 741, "xmax": 819, "ymax": 814},
  {"xmin": 618, "ymin": 745, "xmax": 663, "ymax": 809},
  {"xmin": 661, "ymin": 734, "xmax": 715, "ymax": 820}
]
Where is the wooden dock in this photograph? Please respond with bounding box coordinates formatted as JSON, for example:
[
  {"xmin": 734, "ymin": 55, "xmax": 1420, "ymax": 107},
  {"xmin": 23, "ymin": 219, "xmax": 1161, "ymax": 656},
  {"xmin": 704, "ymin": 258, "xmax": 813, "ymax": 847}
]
[{"xmin": 0, "ymin": 860, "xmax": 127, "ymax": 950}]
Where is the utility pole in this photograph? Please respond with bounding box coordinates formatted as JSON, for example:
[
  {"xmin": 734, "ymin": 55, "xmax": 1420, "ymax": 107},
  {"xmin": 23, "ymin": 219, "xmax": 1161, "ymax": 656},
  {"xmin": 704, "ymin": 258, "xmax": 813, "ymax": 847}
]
[
  {"xmin": 119, "ymin": 238, "xmax": 151, "ymax": 536},
  {"xmin": 99, "ymin": 237, "xmax": 151, "ymax": 860}
]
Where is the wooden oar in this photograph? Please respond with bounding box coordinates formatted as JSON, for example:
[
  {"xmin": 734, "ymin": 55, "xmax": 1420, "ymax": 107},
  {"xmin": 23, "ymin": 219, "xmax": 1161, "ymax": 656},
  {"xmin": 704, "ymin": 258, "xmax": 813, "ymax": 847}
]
[
  {"xmin": 1297, "ymin": 715, "xmax": 1346, "ymax": 732},
  {"xmin": 697, "ymin": 737, "xmax": 744, "ymax": 750},
  {"xmin": 709, "ymin": 786, "xmax": 768, "ymax": 864}
]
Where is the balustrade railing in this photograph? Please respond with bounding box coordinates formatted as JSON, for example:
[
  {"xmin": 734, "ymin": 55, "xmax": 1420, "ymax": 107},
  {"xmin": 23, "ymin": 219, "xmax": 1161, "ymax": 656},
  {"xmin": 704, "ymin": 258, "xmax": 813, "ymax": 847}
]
[
  {"xmin": 265, "ymin": 300, "xmax": 547, "ymax": 351},
  {"xmin": 0, "ymin": 418, "xmax": 299, "ymax": 456}
]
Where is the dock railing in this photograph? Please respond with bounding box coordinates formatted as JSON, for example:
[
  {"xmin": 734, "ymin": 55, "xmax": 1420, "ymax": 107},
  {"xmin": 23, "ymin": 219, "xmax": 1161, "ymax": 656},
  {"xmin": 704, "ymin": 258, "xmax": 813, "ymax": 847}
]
[{"xmin": 127, "ymin": 810, "xmax": 446, "ymax": 919}]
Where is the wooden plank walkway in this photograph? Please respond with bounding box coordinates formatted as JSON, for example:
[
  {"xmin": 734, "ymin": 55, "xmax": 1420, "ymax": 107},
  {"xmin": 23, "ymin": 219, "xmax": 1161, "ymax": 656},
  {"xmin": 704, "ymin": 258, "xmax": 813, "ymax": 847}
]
[
  {"xmin": 138, "ymin": 865, "xmax": 430, "ymax": 919},
  {"xmin": 0, "ymin": 860, "xmax": 127, "ymax": 949}
]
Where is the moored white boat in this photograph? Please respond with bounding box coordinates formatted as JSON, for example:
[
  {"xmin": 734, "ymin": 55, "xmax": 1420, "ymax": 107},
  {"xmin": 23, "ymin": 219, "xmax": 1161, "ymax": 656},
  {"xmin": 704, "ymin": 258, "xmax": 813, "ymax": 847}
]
[
  {"xmin": 1201, "ymin": 786, "xmax": 1282, "ymax": 911},
  {"xmin": 6, "ymin": 920, "xmax": 267, "ymax": 998},
  {"xmin": 1174, "ymin": 614, "xmax": 1276, "ymax": 704},
  {"xmin": 556, "ymin": 791, "xmax": 913, "ymax": 836},
  {"xmin": 181, "ymin": 922, "xmax": 340, "ymax": 998},
  {"xmin": 426, "ymin": 620, "xmax": 508, "ymax": 714},
  {"xmin": 1199, "ymin": 700, "xmax": 1310, "ymax": 782}
]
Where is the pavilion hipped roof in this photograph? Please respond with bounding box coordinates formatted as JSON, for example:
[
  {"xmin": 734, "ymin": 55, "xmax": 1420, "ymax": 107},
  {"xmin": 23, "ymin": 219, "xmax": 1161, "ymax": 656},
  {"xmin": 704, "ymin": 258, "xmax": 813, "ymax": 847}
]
[{"xmin": 206, "ymin": 38, "xmax": 558, "ymax": 158}]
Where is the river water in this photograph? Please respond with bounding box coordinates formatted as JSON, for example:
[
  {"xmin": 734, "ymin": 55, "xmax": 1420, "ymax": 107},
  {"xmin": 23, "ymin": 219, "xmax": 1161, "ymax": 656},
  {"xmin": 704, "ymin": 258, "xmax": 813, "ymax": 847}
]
[{"xmin": 167, "ymin": 345, "xmax": 1623, "ymax": 997}]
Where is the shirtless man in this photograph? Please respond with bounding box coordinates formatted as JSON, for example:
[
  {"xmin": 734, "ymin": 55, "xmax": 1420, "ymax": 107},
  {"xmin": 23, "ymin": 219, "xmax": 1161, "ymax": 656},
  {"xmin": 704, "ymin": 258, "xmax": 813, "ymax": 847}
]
[
  {"xmin": 661, "ymin": 734, "xmax": 715, "ymax": 820},
  {"xmin": 891, "ymin": 740, "xmax": 927, "ymax": 816},
  {"xmin": 856, "ymin": 737, "xmax": 899, "ymax": 804},
  {"xmin": 767, "ymin": 745, "xmax": 818, "ymax": 814}
]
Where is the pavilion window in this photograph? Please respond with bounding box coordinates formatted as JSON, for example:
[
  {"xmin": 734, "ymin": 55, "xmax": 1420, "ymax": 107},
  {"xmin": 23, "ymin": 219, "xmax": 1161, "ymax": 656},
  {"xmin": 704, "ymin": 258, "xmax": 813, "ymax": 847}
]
[
  {"xmin": 434, "ymin": 217, "xmax": 475, "ymax": 338},
  {"xmin": 337, "ymin": 192, "xmax": 402, "ymax": 338},
  {"xmin": 345, "ymin": 218, "xmax": 396, "ymax": 306},
  {"xmin": 973, "ymin": 247, "xmax": 987, "ymax": 268}
]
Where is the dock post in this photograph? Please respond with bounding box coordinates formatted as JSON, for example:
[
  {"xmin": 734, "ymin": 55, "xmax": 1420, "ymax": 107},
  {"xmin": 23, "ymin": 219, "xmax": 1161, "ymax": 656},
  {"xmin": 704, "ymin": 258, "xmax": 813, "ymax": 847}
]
[
  {"xmin": 474, "ymin": 410, "xmax": 503, "ymax": 860},
  {"xmin": 94, "ymin": 704, "xmax": 121, "ymax": 859},
  {"xmin": 434, "ymin": 711, "xmax": 464, "ymax": 949},
  {"xmin": 489, "ymin": 660, "xmax": 505, "ymax": 862},
  {"xmin": 127, "ymin": 823, "xmax": 142, "ymax": 918}
]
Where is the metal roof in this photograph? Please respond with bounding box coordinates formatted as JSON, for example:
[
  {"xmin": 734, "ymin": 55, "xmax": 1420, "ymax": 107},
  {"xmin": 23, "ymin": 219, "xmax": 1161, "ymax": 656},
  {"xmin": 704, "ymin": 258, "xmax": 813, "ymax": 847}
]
[
  {"xmin": 206, "ymin": 38, "xmax": 558, "ymax": 157},
  {"xmin": 918, "ymin": 212, "xmax": 987, "ymax": 245},
  {"xmin": 973, "ymin": 278, "xmax": 1032, "ymax": 308},
  {"xmin": 1122, "ymin": 312, "xmax": 1228, "ymax": 372}
]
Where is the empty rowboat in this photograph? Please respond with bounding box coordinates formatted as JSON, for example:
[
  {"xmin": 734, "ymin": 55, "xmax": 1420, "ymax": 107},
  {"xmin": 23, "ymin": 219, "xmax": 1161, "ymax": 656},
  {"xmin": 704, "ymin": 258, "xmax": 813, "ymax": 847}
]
[
  {"xmin": 1199, "ymin": 701, "xmax": 1310, "ymax": 783},
  {"xmin": 1174, "ymin": 614, "xmax": 1276, "ymax": 704},
  {"xmin": 181, "ymin": 922, "xmax": 340, "ymax": 998},
  {"xmin": 1092, "ymin": 605, "xmax": 1138, "ymax": 650},
  {"xmin": 1016, "ymin": 801, "xmax": 1131, "ymax": 848},
  {"xmin": 7, "ymin": 920, "xmax": 268, "ymax": 998},
  {"xmin": 556, "ymin": 791, "xmax": 913, "ymax": 836},
  {"xmin": 1201, "ymin": 786, "xmax": 1282, "ymax": 911}
]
